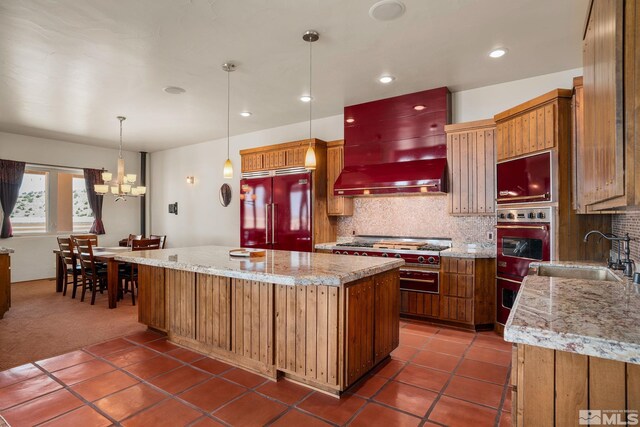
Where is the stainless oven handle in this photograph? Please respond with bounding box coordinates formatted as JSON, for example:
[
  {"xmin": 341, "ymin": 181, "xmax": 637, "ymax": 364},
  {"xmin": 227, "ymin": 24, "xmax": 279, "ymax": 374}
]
[
  {"xmin": 401, "ymin": 269, "xmax": 439, "ymax": 274},
  {"xmin": 498, "ymin": 277, "xmax": 522, "ymax": 285},
  {"xmin": 495, "ymin": 225, "xmax": 548, "ymax": 230},
  {"xmin": 496, "ymin": 193, "xmax": 549, "ymax": 202},
  {"xmin": 401, "ymin": 278, "xmax": 436, "ymax": 284}
]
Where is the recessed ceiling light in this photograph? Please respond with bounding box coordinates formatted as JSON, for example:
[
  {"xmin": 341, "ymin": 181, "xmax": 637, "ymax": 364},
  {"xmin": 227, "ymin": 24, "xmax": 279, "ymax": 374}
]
[
  {"xmin": 378, "ymin": 75, "xmax": 395, "ymax": 84},
  {"xmin": 369, "ymin": 0, "xmax": 406, "ymax": 21},
  {"xmin": 163, "ymin": 86, "xmax": 186, "ymax": 94},
  {"xmin": 300, "ymin": 95, "xmax": 313, "ymax": 102},
  {"xmin": 240, "ymin": 111, "xmax": 252, "ymax": 117},
  {"xmin": 413, "ymin": 105, "xmax": 426, "ymax": 111},
  {"xmin": 489, "ymin": 48, "xmax": 507, "ymax": 58},
  {"xmin": 346, "ymin": 118, "xmax": 355, "ymax": 123}
]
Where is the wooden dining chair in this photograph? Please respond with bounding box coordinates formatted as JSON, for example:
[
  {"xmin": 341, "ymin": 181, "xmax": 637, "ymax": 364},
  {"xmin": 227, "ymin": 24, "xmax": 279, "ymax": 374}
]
[
  {"xmin": 70, "ymin": 234, "xmax": 98, "ymax": 247},
  {"xmin": 150, "ymin": 234, "xmax": 167, "ymax": 249},
  {"xmin": 73, "ymin": 237, "xmax": 107, "ymax": 305},
  {"xmin": 121, "ymin": 238, "xmax": 161, "ymax": 305},
  {"xmin": 56, "ymin": 237, "xmax": 81, "ymax": 298},
  {"xmin": 127, "ymin": 234, "xmax": 143, "ymax": 247}
]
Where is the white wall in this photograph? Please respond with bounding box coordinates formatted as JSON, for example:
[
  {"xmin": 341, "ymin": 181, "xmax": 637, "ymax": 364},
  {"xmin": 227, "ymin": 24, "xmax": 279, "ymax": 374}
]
[
  {"xmin": 149, "ymin": 68, "xmax": 585, "ymax": 250},
  {"xmin": 0, "ymin": 131, "xmax": 141, "ymax": 282},
  {"xmin": 149, "ymin": 116, "xmax": 343, "ymax": 249},
  {"xmin": 452, "ymin": 68, "xmax": 582, "ymax": 123}
]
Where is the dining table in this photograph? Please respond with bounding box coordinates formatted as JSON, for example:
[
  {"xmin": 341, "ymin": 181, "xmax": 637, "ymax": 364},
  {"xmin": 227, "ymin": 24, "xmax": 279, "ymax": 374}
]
[{"xmin": 54, "ymin": 246, "xmax": 131, "ymax": 309}]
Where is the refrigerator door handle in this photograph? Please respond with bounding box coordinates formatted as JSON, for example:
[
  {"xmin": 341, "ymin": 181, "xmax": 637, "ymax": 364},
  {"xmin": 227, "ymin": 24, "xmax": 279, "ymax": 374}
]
[
  {"xmin": 265, "ymin": 204, "xmax": 270, "ymax": 244},
  {"xmin": 272, "ymin": 203, "xmax": 277, "ymax": 244}
]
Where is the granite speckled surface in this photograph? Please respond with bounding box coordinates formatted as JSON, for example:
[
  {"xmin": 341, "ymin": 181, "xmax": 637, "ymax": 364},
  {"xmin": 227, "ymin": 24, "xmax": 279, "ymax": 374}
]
[
  {"xmin": 441, "ymin": 244, "xmax": 496, "ymax": 259},
  {"xmin": 504, "ymin": 261, "xmax": 640, "ymax": 364},
  {"xmin": 115, "ymin": 246, "xmax": 404, "ymax": 287},
  {"xmin": 0, "ymin": 248, "xmax": 14, "ymax": 254}
]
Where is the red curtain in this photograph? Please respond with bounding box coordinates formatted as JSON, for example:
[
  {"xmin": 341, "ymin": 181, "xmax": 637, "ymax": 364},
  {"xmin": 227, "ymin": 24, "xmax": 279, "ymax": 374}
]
[
  {"xmin": 83, "ymin": 169, "xmax": 105, "ymax": 235},
  {"xmin": 0, "ymin": 160, "xmax": 26, "ymax": 238}
]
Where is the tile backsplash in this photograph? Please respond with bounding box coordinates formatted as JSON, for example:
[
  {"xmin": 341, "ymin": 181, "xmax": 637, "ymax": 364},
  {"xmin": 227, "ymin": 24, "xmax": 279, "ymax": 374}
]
[
  {"xmin": 336, "ymin": 195, "xmax": 496, "ymax": 245},
  {"xmin": 612, "ymin": 211, "xmax": 640, "ymax": 263}
]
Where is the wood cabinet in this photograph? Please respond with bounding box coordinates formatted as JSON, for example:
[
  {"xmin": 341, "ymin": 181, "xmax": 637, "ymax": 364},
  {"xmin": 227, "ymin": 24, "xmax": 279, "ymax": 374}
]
[
  {"xmin": 0, "ymin": 254, "xmax": 10, "ymax": 319},
  {"xmin": 240, "ymin": 139, "xmax": 322, "ymax": 173},
  {"xmin": 137, "ymin": 265, "xmax": 166, "ymax": 331},
  {"xmin": 572, "ymin": 77, "xmax": 589, "ymax": 214},
  {"xmin": 445, "ymin": 119, "xmax": 496, "ymax": 215},
  {"xmin": 440, "ymin": 257, "xmax": 494, "ymax": 328},
  {"xmin": 579, "ymin": 0, "xmax": 640, "ymax": 211},
  {"xmin": 495, "ymin": 89, "xmax": 571, "ymax": 161},
  {"xmin": 512, "ymin": 343, "xmax": 640, "ymax": 426},
  {"xmin": 326, "ymin": 140, "xmax": 353, "ymax": 216},
  {"xmin": 400, "ymin": 258, "xmax": 494, "ymax": 330}
]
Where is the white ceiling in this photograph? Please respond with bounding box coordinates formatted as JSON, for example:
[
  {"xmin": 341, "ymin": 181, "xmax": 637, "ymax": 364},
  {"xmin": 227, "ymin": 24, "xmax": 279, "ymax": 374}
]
[{"xmin": 0, "ymin": 0, "xmax": 589, "ymax": 152}]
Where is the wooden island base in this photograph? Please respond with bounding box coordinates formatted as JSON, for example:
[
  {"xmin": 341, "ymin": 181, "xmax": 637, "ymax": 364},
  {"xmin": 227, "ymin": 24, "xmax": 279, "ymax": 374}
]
[{"xmin": 137, "ymin": 265, "xmax": 400, "ymax": 395}]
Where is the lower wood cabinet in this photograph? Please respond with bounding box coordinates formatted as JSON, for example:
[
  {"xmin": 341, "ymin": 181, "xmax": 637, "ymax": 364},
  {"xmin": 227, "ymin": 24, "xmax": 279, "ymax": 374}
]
[
  {"xmin": 400, "ymin": 257, "xmax": 495, "ymax": 330},
  {"xmin": 512, "ymin": 343, "xmax": 640, "ymax": 426},
  {"xmin": 137, "ymin": 265, "xmax": 166, "ymax": 331},
  {"xmin": 0, "ymin": 254, "xmax": 10, "ymax": 319}
]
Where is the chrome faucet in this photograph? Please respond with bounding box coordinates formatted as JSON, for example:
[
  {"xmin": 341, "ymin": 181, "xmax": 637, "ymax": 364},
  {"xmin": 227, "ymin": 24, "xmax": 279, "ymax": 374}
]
[{"xmin": 584, "ymin": 230, "xmax": 635, "ymax": 277}]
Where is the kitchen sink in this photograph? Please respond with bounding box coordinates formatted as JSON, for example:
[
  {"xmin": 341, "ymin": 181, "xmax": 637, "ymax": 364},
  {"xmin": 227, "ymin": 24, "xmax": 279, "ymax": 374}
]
[{"xmin": 535, "ymin": 265, "xmax": 621, "ymax": 282}]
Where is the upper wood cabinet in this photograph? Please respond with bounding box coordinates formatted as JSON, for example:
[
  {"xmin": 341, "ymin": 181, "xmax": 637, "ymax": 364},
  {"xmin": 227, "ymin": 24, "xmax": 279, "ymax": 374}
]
[
  {"xmin": 579, "ymin": 0, "xmax": 640, "ymax": 211},
  {"xmin": 445, "ymin": 119, "xmax": 496, "ymax": 215},
  {"xmin": 240, "ymin": 139, "xmax": 323, "ymax": 173},
  {"xmin": 572, "ymin": 77, "xmax": 589, "ymax": 214},
  {"xmin": 326, "ymin": 140, "xmax": 353, "ymax": 216},
  {"xmin": 494, "ymin": 90, "xmax": 572, "ymax": 161}
]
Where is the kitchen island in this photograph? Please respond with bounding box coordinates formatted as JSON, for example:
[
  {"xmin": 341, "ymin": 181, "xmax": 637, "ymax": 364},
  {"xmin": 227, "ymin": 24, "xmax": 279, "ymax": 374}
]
[
  {"xmin": 504, "ymin": 262, "xmax": 640, "ymax": 426},
  {"xmin": 116, "ymin": 246, "xmax": 403, "ymax": 395}
]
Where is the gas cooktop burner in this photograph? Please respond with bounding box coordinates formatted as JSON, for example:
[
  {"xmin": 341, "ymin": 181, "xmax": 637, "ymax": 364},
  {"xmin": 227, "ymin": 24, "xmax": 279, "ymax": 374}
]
[
  {"xmin": 335, "ymin": 242, "xmax": 448, "ymax": 252},
  {"xmin": 335, "ymin": 242, "xmax": 375, "ymax": 248}
]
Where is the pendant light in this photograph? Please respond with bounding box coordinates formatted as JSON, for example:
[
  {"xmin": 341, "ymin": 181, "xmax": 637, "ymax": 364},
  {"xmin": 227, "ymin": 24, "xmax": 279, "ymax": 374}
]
[
  {"xmin": 95, "ymin": 116, "xmax": 146, "ymax": 200},
  {"xmin": 303, "ymin": 30, "xmax": 319, "ymax": 170},
  {"xmin": 222, "ymin": 62, "xmax": 235, "ymax": 179}
]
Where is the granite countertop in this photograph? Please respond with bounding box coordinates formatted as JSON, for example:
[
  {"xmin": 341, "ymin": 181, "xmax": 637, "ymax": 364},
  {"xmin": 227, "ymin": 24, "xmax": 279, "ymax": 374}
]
[
  {"xmin": 115, "ymin": 245, "xmax": 404, "ymax": 287},
  {"xmin": 504, "ymin": 261, "xmax": 640, "ymax": 364},
  {"xmin": 440, "ymin": 244, "xmax": 496, "ymax": 259},
  {"xmin": 0, "ymin": 248, "xmax": 14, "ymax": 254}
]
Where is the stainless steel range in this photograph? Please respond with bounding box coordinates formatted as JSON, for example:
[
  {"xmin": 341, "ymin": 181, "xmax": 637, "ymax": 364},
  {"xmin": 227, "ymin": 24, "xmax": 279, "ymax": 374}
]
[{"xmin": 329, "ymin": 236, "xmax": 452, "ymax": 296}]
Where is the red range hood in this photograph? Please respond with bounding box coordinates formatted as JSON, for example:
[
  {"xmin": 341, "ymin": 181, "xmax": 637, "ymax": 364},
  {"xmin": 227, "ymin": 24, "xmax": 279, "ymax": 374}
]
[
  {"xmin": 336, "ymin": 87, "xmax": 451, "ymax": 196},
  {"xmin": 333, "ymin": 158, "xmax": 447, "ymax": 196}
]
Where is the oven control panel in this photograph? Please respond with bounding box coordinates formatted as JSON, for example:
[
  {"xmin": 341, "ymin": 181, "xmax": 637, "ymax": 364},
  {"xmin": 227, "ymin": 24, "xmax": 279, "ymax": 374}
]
[{"xmin": 496, "ymin": 207, "xmax": 551, "ymax": 223}]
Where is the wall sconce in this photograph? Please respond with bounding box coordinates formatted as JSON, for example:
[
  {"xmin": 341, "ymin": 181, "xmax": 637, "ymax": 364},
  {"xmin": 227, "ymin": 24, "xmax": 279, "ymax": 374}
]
[{"xmin": 186, "ymin": 176, "xmax": 195, "ymax": 184}]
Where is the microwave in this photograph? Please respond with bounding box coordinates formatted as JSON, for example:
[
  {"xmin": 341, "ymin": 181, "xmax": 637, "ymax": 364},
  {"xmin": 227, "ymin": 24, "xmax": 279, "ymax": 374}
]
[{"xmin": 496, "ymin": 152, "xmax": 551, "ymax": 205}]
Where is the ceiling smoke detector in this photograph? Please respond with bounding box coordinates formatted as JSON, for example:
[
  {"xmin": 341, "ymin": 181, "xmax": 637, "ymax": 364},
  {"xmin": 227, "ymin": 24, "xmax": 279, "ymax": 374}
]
[
  {"xmin": 163, "ymin": 86, "xmax": 186, "ymax": 95},
  {"xmin": 369, "ymin": 0, "xmax": 406, "ymax": 21}
]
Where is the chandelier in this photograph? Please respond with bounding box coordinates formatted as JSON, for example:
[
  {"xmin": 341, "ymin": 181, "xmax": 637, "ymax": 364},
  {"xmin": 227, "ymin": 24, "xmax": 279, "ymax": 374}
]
[{"xmin": 94, "ymin": 116, "xmax": 146, "ymax": 200}]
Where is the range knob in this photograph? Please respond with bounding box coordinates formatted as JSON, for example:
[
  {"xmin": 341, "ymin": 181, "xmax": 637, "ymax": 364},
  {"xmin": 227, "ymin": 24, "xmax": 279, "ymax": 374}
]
[
  {"xmin": 537, "ymin": 212, "xmax": 545, "ymax": 219},
  {"xmin": 353, "ymin": 252, "xmax": 359, "ymax": 256},
  {"xmin": 394, "ymin": 253, "xmax": 402, "ymax": 258},
  {"xmin": 428, "ymin": 256, "xmax": 436, "ymax": 264},
  {"xmin": 528, "ymin": 212, "xmax": 536, "ymax": 219},
  {"xmin": 342, "ymin": 251, "xmax": 349, "ymax": 255},
  {"xmin": 334, "ymin": 251, "xmax": 340, "ymax": 254},
  {"xmin": 361, "ymin": 252, "xmax": 368, "ymax": 256},
  {"xmin": 498, "ymin": 213, "xmax": 506, "ymax": 219},
  {"xmin": 507, "ymin": 213, "xmax": 515, "ymax": 219},
  {"xmin": 417, "ymin": 256, "xmax": 425, "ymax": 263},
  {"xmin": 382, "ymin": 253, "xmax": 388, "ymax": 257}
]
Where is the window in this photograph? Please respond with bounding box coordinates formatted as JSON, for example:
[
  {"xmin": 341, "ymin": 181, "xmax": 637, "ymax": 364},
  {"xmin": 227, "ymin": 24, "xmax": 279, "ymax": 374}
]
[
  {"xmin": 72, "ymin": 175, "xmax": 92, "ymax": 233},
  {"xmin": 9, "ymin": 166, "xmax": 93, "ymax": 235},
  {"xmin": 11, "ymin": 171, "xmax": 48, "ymax": 234}
]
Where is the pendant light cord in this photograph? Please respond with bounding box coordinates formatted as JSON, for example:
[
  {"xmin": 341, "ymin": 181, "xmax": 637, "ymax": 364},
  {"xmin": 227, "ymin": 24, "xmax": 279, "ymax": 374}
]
[
  {"xmin": 227, "ymin": 67, "xmax": 230, "ymax": 160},
  {"xmin": 118, "ymin": 118, "xmax": 123, "ymax": 159},
  {"xmin": 309, "ymin": 38, "xmax": 313, "ymax": 142}
]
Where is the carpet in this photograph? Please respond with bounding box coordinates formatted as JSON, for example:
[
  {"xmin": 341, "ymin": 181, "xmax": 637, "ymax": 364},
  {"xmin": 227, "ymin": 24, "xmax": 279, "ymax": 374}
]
[{"xmin": 0, "ymin": 279, "xmax": 145, "ymax": 370}]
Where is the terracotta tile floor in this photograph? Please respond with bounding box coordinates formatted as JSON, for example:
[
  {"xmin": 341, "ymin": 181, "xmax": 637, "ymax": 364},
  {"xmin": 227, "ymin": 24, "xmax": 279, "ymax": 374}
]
[{"xmin": 0, "ymin": 322, "xmax": 513, "ymax": 426}]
